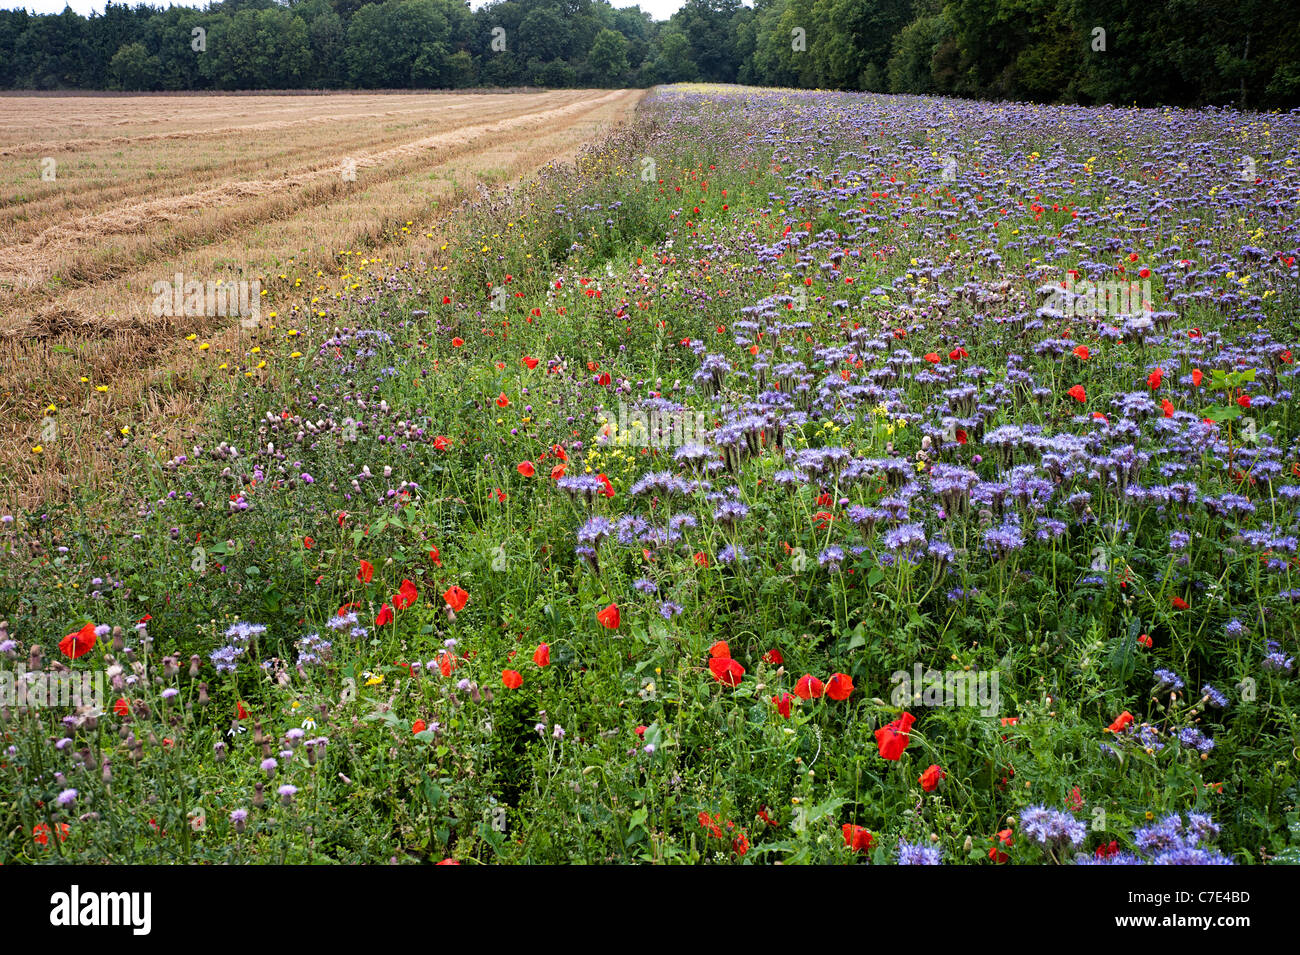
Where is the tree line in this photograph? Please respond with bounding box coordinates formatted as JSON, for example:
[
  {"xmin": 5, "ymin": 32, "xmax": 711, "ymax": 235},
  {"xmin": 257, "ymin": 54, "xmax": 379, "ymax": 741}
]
[{"xmin": 1, "ymin": 0, "xmax": 1295, "ymax": 108}]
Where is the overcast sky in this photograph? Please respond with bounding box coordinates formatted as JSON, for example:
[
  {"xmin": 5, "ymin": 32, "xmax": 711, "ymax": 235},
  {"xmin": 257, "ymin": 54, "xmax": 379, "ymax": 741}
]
[{"xmin": 9, "ymin": 0, "xmax": 689, "ymax": 21}]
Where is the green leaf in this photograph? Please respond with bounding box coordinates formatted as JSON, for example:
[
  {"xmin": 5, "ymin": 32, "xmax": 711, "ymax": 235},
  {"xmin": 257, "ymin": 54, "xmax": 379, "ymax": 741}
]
[
  {"xmin": 643, "ymin": 722, "xmax": 664, "ymax": 751},
  {"xmin": 847, "ymin": 621, "xmax": 867, "ymax": 651},
  {"xmin": 1200, "ymin": 404, "xmax": 1242, "ymax": 422}
]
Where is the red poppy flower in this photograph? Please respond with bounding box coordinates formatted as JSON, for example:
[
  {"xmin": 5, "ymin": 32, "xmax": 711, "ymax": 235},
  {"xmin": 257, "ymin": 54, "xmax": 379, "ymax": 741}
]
[
  {"xmin": 795, "ymin": 674, "xmax": 824, "ymax": 700},
  {"xmin": 989, "ymin": 828, "xmax": 1014, "ymax": 863},
  {"xmin": 923, "ymin": 352, "xmax": 941, "ymax": 364},
  {"xmin": 949, "ymin": 347, "xmax": 968, "ymax": 360},
  {"xmin": 596, "ymin": 603, "xmax": 620, "ymax": 629},
  {"xmin": 919, "ymin": 764, "xmax": 946, "ymax": 792},
  {"xmin": 357, "ymin": 559, "xmax": 374, "ymax": 583},
  {"xmin": 732, "ymin": 831, "xmax": 750, "ymax": 856},
  {"xmin": 875, "ymin": 712, "xmax": 915, "ymax": 760},
  {"xmin": 522, "ymin": 355, "xmax": 539, "ymax": 369},
  {"xmin": 412, "ymin": 719, "xmax": 427, "ymax": 734},
  {"xmin": 496, "ymin": 393, "xmax": 509, "ymax": 408},
  {"xmin": 842, "ymin": 823, "xmax": 874, "ymax": 852},
  {"xmin": 235, "ymin": 701, "xmax": 249, "ymax": 720},
  {"xmin": 763, "ymin": 648, "xmax": 784, "ymax": 665},
  {"xmin": 516, "ymin": 460, "xmax": 536, "ymax": 477},
  {"xmin": 1108, "ymin": 711, "xmax": 1134, "ymax": 733},
  {"xmin": 1138, "ymin": 633, "xmax": 1153, "ymax": 648},
  {"xmin": 693, "ymin": 551, "xmax": 709, "ymax": 567},
  {"xmin": 113, "ymin": 697, "xmax": 130, "ymax": 716},
  {"xmin": 771, "ymin": 692, "xmax": 793, "ymax": 719},
  {"xmin": 550, "ymin": 464, "xmax": 566, "ymax": 480},
  {"xmin": 33, "ymin": 823, "xmax": 70, "ymax": 847},
  {"xmin": 429, "ymin": 546, "xmax": 442, "ymax": 567},
  {"xmin": 375, "ymin": 603, "xmax": 394, "ymax": 627},
  {"xmin": 451, "ymin": 337, "xmax": 464, "ymax": 347},
  {"xmin": 533, "ymin": 644, "xmax": 550, "ymax": 667},
  {"xmin": 1072, "ymin": 345, "xmax": 1090, "ymax": 360},
  {"xmin": 1161, "ymin": 399, "xmax": 1174, "ymax": 418},
  {"xmin": 1067, "ymin": 384, "xmax": 1087, "ymax": 403},
  {"xmin": 1171, "ymin": 595, "xmax": 1189, "ymax": 609},
  {"xmin": 501, "ymin": 669, "xmax": 523, "ymax": 689},
  {"xmin": 597, "ymin": 474, "xmax": 614, "ymax": 498},
  {"xmin": 826, "ymin": 672, "xmax": 854, "ymax": 701},
  {"xmin": 443, "ymin": 585, "xmax": 469, "ymax": 613},
  {"xmin": 709, "ymin": 640, "xmax": 731, "ymax": 659},
  {"xmin": 1147, "ymin": 367, "xmax": 1163, "ymax": 390},
  {"xmin": 698, "ymin": 812, "xmax": 724, "ymax": 839},
  {"xmin": 59, "ymin": 622, "xmax": 98, "ymax": 660},
  {"xmin": 1191, "ymin": 368, "xmax": 1203, "ymax": 387},
  {"xmin": 1237, "ymin": 394, "xmax": 1251, "ymax": 409},
  {"xmin": 433, "ymin": 436, "xmax": 451, "ymax": 450},
  {"xmin": 438, "ymin": 651, "xmax": 459, "ymax": 677},
  {"xmin": 392, "ymin": 579, "xmax": 418, "ymax": 610},
  {"xmin": 709, "ymin": 656, "xmax": 745, "ymax": 686}
]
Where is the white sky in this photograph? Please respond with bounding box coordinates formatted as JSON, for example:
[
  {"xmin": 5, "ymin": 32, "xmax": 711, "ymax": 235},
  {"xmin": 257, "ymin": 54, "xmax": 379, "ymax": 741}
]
[{"xmin": 8, "ymin": 0, "xmax": 688, "ymax": 21}]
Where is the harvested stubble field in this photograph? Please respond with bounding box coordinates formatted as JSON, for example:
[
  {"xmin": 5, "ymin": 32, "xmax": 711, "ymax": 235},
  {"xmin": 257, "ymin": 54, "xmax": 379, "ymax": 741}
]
[{"xmin": 0, "ymin": 88, "xmax": 642, "ymax": 509}]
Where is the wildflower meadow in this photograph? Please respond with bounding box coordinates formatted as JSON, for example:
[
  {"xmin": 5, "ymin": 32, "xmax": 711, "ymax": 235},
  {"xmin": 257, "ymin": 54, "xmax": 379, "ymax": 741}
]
[{"xmin": 2, "ymin": 78, "xmax": 1299, "ymax": 884}]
